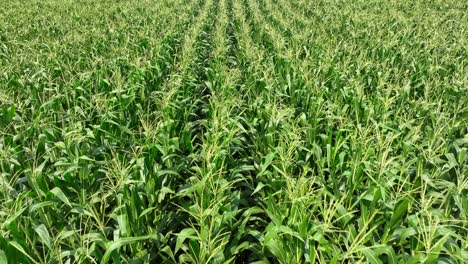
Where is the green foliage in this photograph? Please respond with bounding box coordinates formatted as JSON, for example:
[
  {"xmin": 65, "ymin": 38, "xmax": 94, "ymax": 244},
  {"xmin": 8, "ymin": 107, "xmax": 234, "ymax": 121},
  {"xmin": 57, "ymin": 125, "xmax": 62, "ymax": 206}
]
[{"xmin": 0, "ymin": 0, "xmax": 467, "ymax": 263}]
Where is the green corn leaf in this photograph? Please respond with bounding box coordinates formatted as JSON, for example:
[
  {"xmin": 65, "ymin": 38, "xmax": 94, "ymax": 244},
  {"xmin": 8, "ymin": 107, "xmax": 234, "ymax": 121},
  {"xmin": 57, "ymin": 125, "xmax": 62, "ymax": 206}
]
[
  {"xmin": 386, "ymin": 198, "xmax": 409, "ymax": 231},
  {"xmin": 35, "ymin": 224, "xmax": 52, "ymax": 249},
  {"xmin": 49, "ymin": 187, "xmax": 72, "ymax": 207},
  {"xmin": 175, "ymin": 228, "xmax": 197, "ymax": 254},
  {"xmin": 101, "ymin": 235, "xmax": 158, "ymax": 264},
  {"xmin": 9, "ymin": 241, "xmax": 38, "ymax": 264}
]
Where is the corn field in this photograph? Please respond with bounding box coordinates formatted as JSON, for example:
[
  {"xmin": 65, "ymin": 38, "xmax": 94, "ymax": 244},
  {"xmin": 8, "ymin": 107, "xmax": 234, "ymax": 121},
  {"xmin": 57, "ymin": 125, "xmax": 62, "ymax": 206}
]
[{"xmin": 0, "ymin": 0, "xmax": 467, "ymax": 263}]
